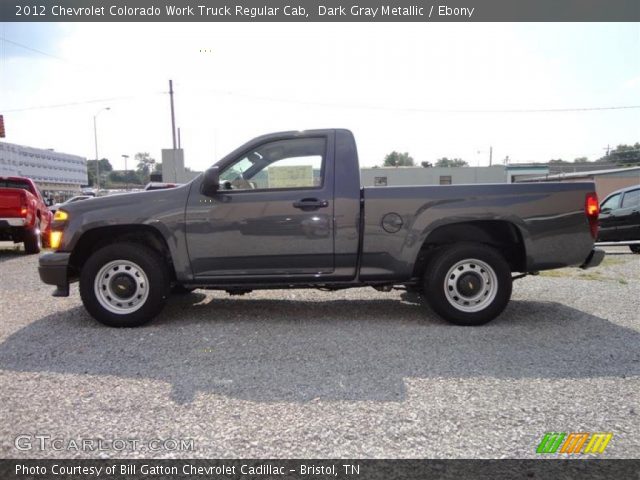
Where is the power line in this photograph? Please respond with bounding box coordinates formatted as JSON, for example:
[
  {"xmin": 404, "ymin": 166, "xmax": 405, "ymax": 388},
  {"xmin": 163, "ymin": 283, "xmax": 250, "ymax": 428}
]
[
  {"xmin": 3, "ymin": 93, "xmax": 165, "ymax": 113},
  {"xmin": 0, "ymin": 36, "xmax": 74, "ymax": 64}
]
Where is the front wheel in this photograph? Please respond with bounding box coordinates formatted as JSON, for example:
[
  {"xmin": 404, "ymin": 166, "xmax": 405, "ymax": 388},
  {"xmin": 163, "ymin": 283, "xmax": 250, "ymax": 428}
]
[
  {"xmin": 630, "ymin": 245, "xmax": 640, "ymax": 254},
  {"xmin": 423, "ymin": 243, "xmax": 512, "ymax": 326},
  {"xmin": 80, "ymin": 242, "xmax": 170, "ymax": 327}
]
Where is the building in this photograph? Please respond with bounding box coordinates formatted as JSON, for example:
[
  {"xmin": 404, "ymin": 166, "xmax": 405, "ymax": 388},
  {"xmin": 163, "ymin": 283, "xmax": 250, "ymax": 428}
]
[
  {"xmin": 520, "ymin": 166, "xmax": 640, "ymax": 198},
  {"xmin": 0, "ymin": 141, "xmax": 88, "ymax": 202},
  {"xmin": 360, "ymin": 164, "xmax": 550, "ymax": 187},
  {"xmin": 361, "ymin": 165, "xmax": 507, "ymax": 187},
  {"xmin": 161, "ymin": 149, "xmax": 200, "ymax": 184}
]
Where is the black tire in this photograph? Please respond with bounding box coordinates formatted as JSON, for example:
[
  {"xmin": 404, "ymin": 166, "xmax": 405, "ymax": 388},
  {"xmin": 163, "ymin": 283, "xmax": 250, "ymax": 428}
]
[
  {"xmin": 423, "ymin": 242, "xmax": 512, "ymax": 326},
  {"xmin": 630, "ymin": 245, "xmax": 640, "ymax": 254},
  {"xmin": 23, "ymin": 219, "xmax": 42, "ymax": 254},
  {"xmin": 80, "ymin": 242, "xmax": 170, "ymax": 327}
]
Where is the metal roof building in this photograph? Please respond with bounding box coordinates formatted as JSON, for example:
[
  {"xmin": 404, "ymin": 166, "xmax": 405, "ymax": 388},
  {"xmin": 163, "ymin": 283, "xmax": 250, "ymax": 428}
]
[{"xmin": 0, "ymin": 141, "xmax": 88, "ymax": 193}]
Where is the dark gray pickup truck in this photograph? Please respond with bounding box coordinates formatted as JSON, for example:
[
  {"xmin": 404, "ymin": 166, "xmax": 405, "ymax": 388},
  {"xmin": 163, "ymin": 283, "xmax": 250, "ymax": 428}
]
[{"xmin": 39, "ymin": 129, "xmax": 604, "ymax": 327}]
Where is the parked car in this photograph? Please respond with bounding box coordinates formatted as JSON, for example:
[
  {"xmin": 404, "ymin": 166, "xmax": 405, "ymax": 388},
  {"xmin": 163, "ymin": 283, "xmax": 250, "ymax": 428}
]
[
  {"xmin": 49, "ymin": 195, "xmax": 93, "ymax": 214},
  {"xmin": 597, "ymin": 184, "xmax": 640, "ymax": 254},
  {"xmin": 39, "ymin": 129, "xmax": 603, "ymax": 327},
  {"xmin": 0, "ymin": 176, "xmax": 52, "ymax": 254},
  {"xmin": 144, "ymin": 182, "xmax": 178, "ymax": 191}
]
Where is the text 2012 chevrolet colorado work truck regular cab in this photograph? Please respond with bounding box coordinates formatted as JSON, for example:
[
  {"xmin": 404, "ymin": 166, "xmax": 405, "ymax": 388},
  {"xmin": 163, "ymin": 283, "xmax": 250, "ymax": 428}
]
[{"xmin": 39, "ymin": 129, "xmax": 604, "ymax": 327}]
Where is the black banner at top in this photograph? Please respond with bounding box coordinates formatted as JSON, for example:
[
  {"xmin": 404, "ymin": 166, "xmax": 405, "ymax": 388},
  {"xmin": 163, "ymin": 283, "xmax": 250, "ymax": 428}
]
[{"xmin": 2, "ymin": 0, "xmax": 640, "ymax": 22}]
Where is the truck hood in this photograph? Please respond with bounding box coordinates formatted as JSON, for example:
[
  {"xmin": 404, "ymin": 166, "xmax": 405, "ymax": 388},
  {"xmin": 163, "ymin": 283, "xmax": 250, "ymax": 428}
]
[{"xmin": 60, "ymin": 183, "xmax": 193, "ymax": 229}]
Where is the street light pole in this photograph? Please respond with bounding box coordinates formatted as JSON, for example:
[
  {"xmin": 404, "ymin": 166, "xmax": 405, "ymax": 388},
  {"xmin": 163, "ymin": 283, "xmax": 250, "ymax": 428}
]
[
  {"xmin": 122, "ymin": 154, "xmax": 129, "ymax": 191},
  {"xmin": 93, "ymin": 107, "xmax": 110, "ymax": 193}
]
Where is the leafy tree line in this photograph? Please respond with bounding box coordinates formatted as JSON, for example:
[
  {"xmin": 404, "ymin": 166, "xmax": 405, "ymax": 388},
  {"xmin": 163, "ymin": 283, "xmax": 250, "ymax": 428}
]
[
  {"xmin": 379, "ymin": 142, "xmax": 639, "ymax": 168},
  {"xmin": 550, "ymin": 143, "xmax": 640, "ymax": 166},
  {"xmin": 86, "ymin": 153, "xmax": 162, "ymax": 187},
  {"xmin": 381, "ymin": 151, "xmax": 469, "ymax": 168}
]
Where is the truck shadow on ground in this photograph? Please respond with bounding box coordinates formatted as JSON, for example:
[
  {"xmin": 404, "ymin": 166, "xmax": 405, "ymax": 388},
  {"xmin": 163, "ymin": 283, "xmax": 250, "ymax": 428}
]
[
  {"xmin": 0, "ymin": 294, "xmax": 638, "ymax": 404},
  {"xmin": 0, "ymin": 248, "xmax": 26, "ymax": 263}
]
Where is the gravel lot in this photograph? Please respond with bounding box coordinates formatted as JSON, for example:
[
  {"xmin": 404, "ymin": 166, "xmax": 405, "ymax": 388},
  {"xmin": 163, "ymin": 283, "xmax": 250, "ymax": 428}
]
[{"xmin": 0, "ymin": 243, "xmax": 638, "ymax": 459}]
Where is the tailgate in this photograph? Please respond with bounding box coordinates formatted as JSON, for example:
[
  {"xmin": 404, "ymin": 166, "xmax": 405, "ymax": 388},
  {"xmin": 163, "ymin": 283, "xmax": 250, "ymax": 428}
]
[{"xmin": 0, "ymin": 189, "xmax": 26, "ymax": 217}]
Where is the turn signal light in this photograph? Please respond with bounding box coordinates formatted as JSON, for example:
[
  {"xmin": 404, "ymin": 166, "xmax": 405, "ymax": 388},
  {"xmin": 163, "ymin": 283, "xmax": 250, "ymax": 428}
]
[
  {"xmin": 53, "ymin": 210, "xmax": 69, "ymax": 222},
  {"xmin": 50, "ymin": 231, "xmax": 63, "ymax": 249}
]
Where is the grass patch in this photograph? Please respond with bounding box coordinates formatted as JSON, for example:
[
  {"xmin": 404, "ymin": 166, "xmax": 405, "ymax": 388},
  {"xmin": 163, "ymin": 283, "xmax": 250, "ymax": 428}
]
[
  {"xmin": 577, "ymin": 272, "xmax": 606, "ymax": 281},
  {"xmin": 600, "ymin": 257, "xmax": 623, "ymax": 267},
  {"xmin": 539, "ymin": 270, "xmax": 572, "ymax": 278}
]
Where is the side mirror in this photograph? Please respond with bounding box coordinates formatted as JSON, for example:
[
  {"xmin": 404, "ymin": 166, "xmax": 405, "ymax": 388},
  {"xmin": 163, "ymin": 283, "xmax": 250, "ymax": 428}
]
[
  {"xmin": 200, "ymin": 166, "xmax": 220, "ymax": 197},
  {"xmin": 600, "ymin": 207, "xmax": 611, "ymax": 215}
]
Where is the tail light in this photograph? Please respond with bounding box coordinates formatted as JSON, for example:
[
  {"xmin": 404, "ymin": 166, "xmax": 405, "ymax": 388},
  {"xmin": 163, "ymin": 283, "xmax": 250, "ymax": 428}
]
[
  {"xmin": 19, "ymin": 206, "xmax": 28, "ymax": 216},
  {"xmin": 585, "ymin": 192, "xmax": 599, "ymax": 239}
]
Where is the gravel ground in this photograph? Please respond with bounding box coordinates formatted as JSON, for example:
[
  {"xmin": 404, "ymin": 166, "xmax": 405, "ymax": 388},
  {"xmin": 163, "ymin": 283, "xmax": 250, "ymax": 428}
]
[{"xmin": 0, "ymin": 243, "xmax": 638, "ymax": 459}]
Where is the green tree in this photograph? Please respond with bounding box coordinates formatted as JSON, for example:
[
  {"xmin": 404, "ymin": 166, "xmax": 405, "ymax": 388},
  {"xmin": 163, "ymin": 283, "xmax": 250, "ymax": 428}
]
[
  {"xmin": 384, "ymin": 151, "xmax": 415, "ymax": 167},
  {"xmin": 573, "ymin": 157, "xmax": 590, "ymax": 163},
  {"xmin": 421, "ymin": 161, "xmax": 433, "ymax": 168},
  {"xmin": 601, "ymin": 143, "xmax": 640, "ymax": 166},
  {"xmin": 435, "ymin": 157, "xmax": 468, "ymax": 168},
  {"xmin": 135, "ymin": 152, "xmax": 156, "ymax": 183},
  {"xmin": 548, "ymin": 159, "xmax": 568, "ymax": 164},
  {"xmin": 86, "ymin": 158, "xmax": 113, "ymax": 186},
  {"xmin": 108, "ymin": 170, "xmax": 142, "ymax": 186}
]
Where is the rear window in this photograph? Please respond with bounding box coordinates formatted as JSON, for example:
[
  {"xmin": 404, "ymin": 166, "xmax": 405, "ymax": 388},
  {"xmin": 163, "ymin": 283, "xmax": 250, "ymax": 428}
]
[{"xmin": 0, "ymin": 179, "xmax": 31, "ymax": 191}]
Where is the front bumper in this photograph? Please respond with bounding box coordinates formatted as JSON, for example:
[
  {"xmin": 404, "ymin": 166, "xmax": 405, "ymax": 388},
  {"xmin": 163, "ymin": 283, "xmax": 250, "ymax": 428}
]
[
  {"xmin": 580, "ymin": 248, "xmax": 605, "ymax": 269},
  {"xmin": 38, "ymin": 252, "xmax": 72, "ymax": 296}
]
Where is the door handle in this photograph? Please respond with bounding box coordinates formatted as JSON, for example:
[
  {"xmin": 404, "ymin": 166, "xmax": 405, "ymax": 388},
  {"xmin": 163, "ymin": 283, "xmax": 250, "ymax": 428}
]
[{"xmin": 292, "ymin": 198, "xmax": 329, "ymax": 210}]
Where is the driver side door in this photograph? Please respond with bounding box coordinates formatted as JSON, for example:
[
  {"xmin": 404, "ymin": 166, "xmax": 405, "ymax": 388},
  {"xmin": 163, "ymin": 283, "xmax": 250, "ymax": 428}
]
[{"xmin": 185, "ymin": 134, "xmax": 335, "ymax": 279}]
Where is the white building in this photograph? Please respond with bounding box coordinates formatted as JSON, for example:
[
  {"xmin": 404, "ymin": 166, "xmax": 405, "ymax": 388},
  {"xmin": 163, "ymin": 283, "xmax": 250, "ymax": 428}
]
[{"xmin": 0, "ymin": 141, "xmax": 88, "ymax": 198}]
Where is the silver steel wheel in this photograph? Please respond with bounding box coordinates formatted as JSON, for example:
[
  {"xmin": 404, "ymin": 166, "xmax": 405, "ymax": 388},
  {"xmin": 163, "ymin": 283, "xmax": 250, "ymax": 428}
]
[
  {"xmin": 444, "ymin": 258, "xmax": 498, "ymax": 313},
  {"xmin": 94, "ymin": 260, "xmax": 149, "ymax": 315}
]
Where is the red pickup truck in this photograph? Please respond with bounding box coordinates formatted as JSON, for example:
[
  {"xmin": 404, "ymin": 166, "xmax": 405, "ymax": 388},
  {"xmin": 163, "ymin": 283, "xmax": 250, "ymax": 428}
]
[{"xmin": 0, "ymin": 176, "xmax": 52, "ymax": 254}]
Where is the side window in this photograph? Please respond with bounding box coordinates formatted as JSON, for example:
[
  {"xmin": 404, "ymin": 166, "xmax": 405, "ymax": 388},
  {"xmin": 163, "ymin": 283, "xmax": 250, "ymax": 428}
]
[
  {"xmin": 219, "ymin": 137, "xmax": 325, "ymax": 191},
  {"xmin": 621, "ymin": 189, "xmax": 640, "ymax": 209},
  {"xmin": 600, "ymin": 193, "xmax": 621, "ymax": 211}
]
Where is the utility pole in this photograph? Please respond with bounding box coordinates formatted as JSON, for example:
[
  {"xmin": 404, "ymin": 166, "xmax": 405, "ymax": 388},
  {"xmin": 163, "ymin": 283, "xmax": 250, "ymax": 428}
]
[
  {"xmin": 122, "ymin": 154, "xmax": 129, "ymax": 191},
  {"xmin": 169, "ymin": 80, "xmax": 177, "ymax": 150},
  {"xmin": 489, "ymin": 146, "xmax": 493, "ymax": 166},
  {"xmin": 177, "ymin": 127, "xmax": 181, "ymax": 149},
  {"xmin": 93, "ymin": 107, "xmax": 110, "ymax": 192}
]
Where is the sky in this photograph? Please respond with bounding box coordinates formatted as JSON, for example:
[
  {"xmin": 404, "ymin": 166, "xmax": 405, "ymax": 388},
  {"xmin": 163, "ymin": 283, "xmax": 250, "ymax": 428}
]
[{"xmin": 1, "ymin": 22, "xmax": 639, "ymax": 171}]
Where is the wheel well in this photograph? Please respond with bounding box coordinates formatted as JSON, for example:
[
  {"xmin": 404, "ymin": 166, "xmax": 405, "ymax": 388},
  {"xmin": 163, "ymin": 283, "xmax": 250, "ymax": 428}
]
[
  {"xmin": 413, "ymin": 220, "xmax": 526, "ymax": 277},
  {"xmin": 69, "ymin": 225, "xmax": 176, "ymax": 280}
]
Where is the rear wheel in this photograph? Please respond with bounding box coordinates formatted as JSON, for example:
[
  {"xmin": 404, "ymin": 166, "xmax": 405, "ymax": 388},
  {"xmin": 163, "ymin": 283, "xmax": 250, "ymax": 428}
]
[
  {"xmin": 23, "ymin": 219, "xmax": 42, "ymax": 254},
  {"xmin": 630, "ymin": 245, "xmax": 640, "ymax": 254},
  {"xmin": 80, "ymin": 242, "xmax": 170, "ymax": 327},
  {"xmin": 423, "ymin": 243, "xmax": 512, "ymax": 326}
]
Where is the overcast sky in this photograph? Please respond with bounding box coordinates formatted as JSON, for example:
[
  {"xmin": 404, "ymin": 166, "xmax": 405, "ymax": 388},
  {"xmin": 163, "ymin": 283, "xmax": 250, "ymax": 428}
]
[{"xmin": 1, "ymin": 22, "xmax": 639, "ymax": 171}]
